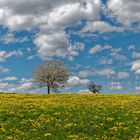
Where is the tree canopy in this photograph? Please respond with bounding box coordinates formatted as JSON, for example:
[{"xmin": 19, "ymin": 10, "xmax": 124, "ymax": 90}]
[
  {"xmin": 88, "ymin": 82, "xmax": 102, "ymax": 94},
  {"xmin": 33, "ymin": 61, "xmax": 69, "ymax": 94}
]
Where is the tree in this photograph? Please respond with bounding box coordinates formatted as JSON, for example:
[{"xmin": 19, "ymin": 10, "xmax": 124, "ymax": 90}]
[
  {"xmin": 33, "ymin": 61, "xmax": 69, "ymax": 94},
  {"xmin": 88, "ymin": 82, "xmax": 102, "ymax": 94}
]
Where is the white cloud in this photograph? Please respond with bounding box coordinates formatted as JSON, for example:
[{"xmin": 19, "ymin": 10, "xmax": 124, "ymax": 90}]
[
  {"xmin": 34, "ymin": 31, "xmax": 84, "ymax": 60},
  {"xmin": 27, "ymin": 55, "xmax": 37, "ymax": 60},
  {"xmin": 0, "ymin": 0, "xmax": 101, "ymax": 31},
  {"xmin": 78, "ymin": 70, "xmax": 91, "ymax": 78},
  {"xmin": 46, "ymin": 1, "xmax": 101, "ymax": 30},
  {"xmin": 107, "ymin": 0, "xmax": 140, "ymax": 27},
  {"xmin": 131, "ymin": 60, "xmax": 140, "ymax": 75},
  {"xmin": 128, "ymin": 45, "xmax": 135, "ymax": 50},
  {"xmin": 135, "ymin": 86, "xmax": 140, "ymax": 92},
  {"xmin": 0, "ymin": 33, "xmax": 29, "ymax": 44},
  {"xmin": 89, "ymin": 44, "xmax": 111, "ymax": 54},
  {"xmin": 0, "ymin": 0, "xmax": 139, "ymax": 62},
  {"xmin": 0, "ymin": 83, "xmax": 9, "ymax": 88},
  {"xmin": 82, "ymin": 21, "xmax": 124, "ymax": 33},
  {"xmin": 79, "ymin": 68, "xmax": 116, "ymax": 78},
  {"xmin": 0, "ymin": 50, "xmax": 22, "ymax": 62},
  {"xmin": 3, "ymin": 76, "xmax": 18, "ymax": 81},
  {"xmin": 0, "ymin": 66, "xmax": 10, "ymax": 73},
  {"xmin": 0, "ymin": 76, "xmax": 90, "ymax": 93},
  {"xmin": 111, "ymin": 48, "xmax": 122, "ymax": 53},
  {"xmin": 26, "ymin": 47, "xmax": 32, "ymax": 52},
  {"xmin": 20, "ymin": 78, "xmax": 32, "ymax": 84},
  {"xmin": 33, "ymin": 0, "xmax": 101, "ymax": 60},
  {"xmin": 109, "ymin": 82, "xmax": 124, "ymax": 90},
  {"xmin": 68, "ymin": 76, "xmax": 90, "ymax": 87},
  {"xmin": 132, "ymin": 52, "xmax": 140, "ymax": 59},
  {"xmin": 0, "ymin": 0, "xmax": 102, "ymax": 60},
  {"xmin": 0, "ymin": 78, "xmax": 36, "ymax": 93},
  {"xmin": 78, "ymin": 89, "xmax": 91, "ymax": 94},
  {"xmin": 94, "ymin": 68, "xmax": 116, "ymax": 77},
  {"xmin": 110, "ymin": 48, "xmax": 127, "ymax": 61},
  {"xmin": 99, "ymin": 57, "xmax": 113, "ymax": 65},
  {"xmin": 117, "ymin": 72, "xmax": 129, "ymax": 79}
]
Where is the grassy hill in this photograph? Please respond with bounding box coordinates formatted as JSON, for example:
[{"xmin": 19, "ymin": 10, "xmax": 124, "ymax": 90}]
[{"xmin": 0, "ymin": 94, "xmax": 140, "ymax": 140}]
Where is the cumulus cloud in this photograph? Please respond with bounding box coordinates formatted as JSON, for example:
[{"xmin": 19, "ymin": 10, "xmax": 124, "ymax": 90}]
[
  {"xmin": 110, "ymin": 48, "xmax": 127, "ymax": 61},
  {"xmin": 78, "ymin": 68, "xmax": 115, "ymax": 78},
  {"xmin": 99, "ymin": 57, "xmax": 113, "ymax": 65},
  {"xmin": 0, "ymin": 0, "xmax": 139, "ymax": 62},
  {"xmin": 82, "ymin": 21, "xmax": 124, "ymax": 33},
  {"xmin": 78, "ymin": 70, "xmax": 91, "ymax": 78},
  {"xmin": 0, "ymin": 0, "xmax": 102, "ymax": 60},
  {"xmin": 67, "ymin": 76, "xmax": 90, "ymax": 87},
  {"xmin": 94, "ymin": 68, "xmax": 116, "ymax": 77},
  {"xmin": 117, "ymin": 72, "xmax": 129, "ymax": 79},
  {"xmin": 2, "ymin": 76, "xmax": 18, "ymax": 81},
  {"xmin": 111, "ymin": 48, "xmax": 122, "ymax": 53},
  {"xmin": 107, "ymin": 0, "xmax": 140, "ymax": 27},
  {"xmin": 27, "ymin": 55, "xmax": 37, "ymax": 60},
  {"xmin": 135, "ymin": 86, "xmax": 140, "ymax": 92},
  {"xmin": 89, "ymin": 44, "xmax": 112, "ymax": 54},
  {"xmin": 78, "ymin": 89, "xmax": 91, "ymax": 94},
  {"xmin": 33, "ymin": 0, "xmax": 102, "ymax": 60},
  {"xmin": 0, "ymin": 50, "xmax": 22, "ymax": 62},
  {"xmin": 0, "ymin": 76, "xmax": 90, "ymax": 93},
  {"xmin": 0, "ymin": 0, "xmax": 101, "ymax": 31},
  {"xmin": 46, "ymin": 1, "xmax": 101, "ymax": 30},
  {"xmin": 0, "ymin": 78, "xmax": 37, "ymax": 93},
  {"xmin": 34, "ymin": 31, "xmax": 84, "ymax": 60},
  {"xmin": 128, "ymin": 45, "xmax": 135, "ymax": 51},
  {"xmin": 0, "ymin": 66, "xmax": 10, "ymax": 73},
  {"xmin": 0, "ymin": 33, "xmax": 29, "ymax": 44},
  {"xmin": 131, "ymin": 60, "xmax": 140, "ymax": 75},
  {"xmin": 1, "ymin": 0, "xmax": 136, "ymax": 61},
  {"xmin": 109, "ymin": 82, "xmax": 124, "ymax": 90},
  {"xmin": 132, "ymin": 52, "xmax": 140, "ymax": 59}
]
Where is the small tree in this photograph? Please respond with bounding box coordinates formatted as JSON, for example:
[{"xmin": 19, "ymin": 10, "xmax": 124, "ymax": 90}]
[
  {"xmin": 88, "ymin": 82, "xmax": 102, "ymax": 94},
  {"xmin": 33, "ymin": 61, "xmax": 69, "ymax": 94}
]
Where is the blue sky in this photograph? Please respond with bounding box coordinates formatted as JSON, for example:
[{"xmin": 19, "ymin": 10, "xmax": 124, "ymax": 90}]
[{"xmin": 0, "ymin": 0, "xmax": 140, "ymax": 94}]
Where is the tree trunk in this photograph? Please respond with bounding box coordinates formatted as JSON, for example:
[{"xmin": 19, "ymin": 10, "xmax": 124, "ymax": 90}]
[{"xmin": 48, "ymin": 86, "xmax": 50, "ymax": 94}]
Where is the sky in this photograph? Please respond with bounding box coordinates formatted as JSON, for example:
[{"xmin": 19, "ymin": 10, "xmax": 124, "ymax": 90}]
[{"xmin": 0, "ymin": 0, "xmax": 140, "ymax": 94}]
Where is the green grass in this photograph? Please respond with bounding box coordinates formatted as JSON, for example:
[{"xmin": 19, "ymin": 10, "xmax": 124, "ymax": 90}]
[{"xmin": 0, "ymin": 94, "xmax": 140, "ymax": 140}]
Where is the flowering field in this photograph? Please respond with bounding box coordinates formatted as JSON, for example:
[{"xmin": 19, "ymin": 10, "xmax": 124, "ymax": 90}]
[{"xmin": 0, "ymin": 94, "xmax": 140, "ymax": 140}]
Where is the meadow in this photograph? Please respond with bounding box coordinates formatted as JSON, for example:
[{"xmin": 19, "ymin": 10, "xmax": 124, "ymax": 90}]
[{"xmin": 0, "ymin": 94, "xmax": 140, "ymax": 140}]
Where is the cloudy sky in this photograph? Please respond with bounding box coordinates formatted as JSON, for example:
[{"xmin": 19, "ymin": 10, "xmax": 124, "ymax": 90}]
[{"xmin": 0, "ymin": 0, "xmax": 140, "ymax": 93}]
